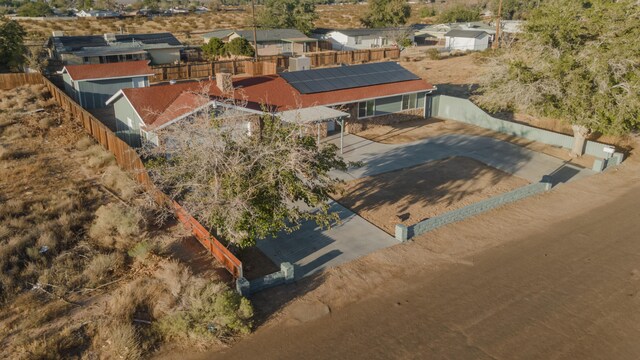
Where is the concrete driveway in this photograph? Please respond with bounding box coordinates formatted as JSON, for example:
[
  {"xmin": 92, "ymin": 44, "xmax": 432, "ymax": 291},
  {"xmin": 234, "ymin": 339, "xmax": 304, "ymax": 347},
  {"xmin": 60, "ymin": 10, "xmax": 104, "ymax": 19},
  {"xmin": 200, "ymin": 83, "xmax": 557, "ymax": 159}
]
[
  {"xmin": 329, "ymin": 133, "xmax": 594, "ymax": 184},
  {"xmin": 257, "ymin": 133, "xmax": 594, "ymax": 280},
  {"xmin": 257, "ymin": 201, "xmax": 396, "ymax": 280}
]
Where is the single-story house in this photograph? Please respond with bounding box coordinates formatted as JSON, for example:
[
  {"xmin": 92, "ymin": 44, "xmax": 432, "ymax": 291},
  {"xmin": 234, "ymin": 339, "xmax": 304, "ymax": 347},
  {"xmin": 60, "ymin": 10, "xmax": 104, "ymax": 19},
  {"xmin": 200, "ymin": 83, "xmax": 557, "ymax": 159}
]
[
  {"xmin": 201, "ymin": 29, "xmax": 319, "ymax": 56},
  {"xmin": 419, "ymin": 22, "xmax": 496, "ymax": 41},
  {"xmin": 106, "ymin": 62, "xmax": 435, "ymax": 147},
  {"xmin": 75, "ymin": 10, "xmax": 121, "ymax": 18},
  {"xmin": 311, "ymin": 27, "xmax": 415, "ymax": 51},
  {"xmin": 444, "ymin": 29, "xmax": 491, "ymax": 51},
  {"xmin": 62, "ymin": 60, "xmax": 153, "ymax": 109},
  {"xmin": 47, "ymin": 32, "xmax": 184, "ymax": 66}
]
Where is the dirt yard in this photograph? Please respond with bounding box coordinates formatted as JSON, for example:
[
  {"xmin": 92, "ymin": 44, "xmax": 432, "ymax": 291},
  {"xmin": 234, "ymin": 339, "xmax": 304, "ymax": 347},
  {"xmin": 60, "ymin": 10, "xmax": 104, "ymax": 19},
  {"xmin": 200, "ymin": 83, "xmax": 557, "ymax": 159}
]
[
  {"xmin": 355, "ymin": 117, "xmax": 597, "ymax": 169},
  {"xmin": 333, "ymin": 156, "xmax": 529, "ymax": 234}
]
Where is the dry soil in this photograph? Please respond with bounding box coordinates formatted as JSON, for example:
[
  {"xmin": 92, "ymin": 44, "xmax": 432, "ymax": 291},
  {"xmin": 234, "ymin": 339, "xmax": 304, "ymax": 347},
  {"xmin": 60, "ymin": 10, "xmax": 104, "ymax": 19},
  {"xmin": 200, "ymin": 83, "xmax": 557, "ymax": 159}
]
[{"xmin": 334, "ymin": 156, "xmax": 529, "ymax": 234}]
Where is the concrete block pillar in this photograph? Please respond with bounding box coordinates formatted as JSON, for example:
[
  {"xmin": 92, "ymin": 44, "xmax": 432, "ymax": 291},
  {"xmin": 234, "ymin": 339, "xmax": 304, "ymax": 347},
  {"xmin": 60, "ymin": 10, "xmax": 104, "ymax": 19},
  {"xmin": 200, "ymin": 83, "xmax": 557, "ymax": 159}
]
[
  {"xmin": 395, "ymin": 224, "xmax": 408, "ymax": 242},
  {"xmin": 612, "ymin": 152, "xmax": 624, "ymax": 166},
  {"xmin": 281, "ymin": 262, "xmax": 294, "ymax": 283},
  {"xmin": 236, "ymin": 277, "xmax": 250, "ymax": 296},
  {"xmin": 592, "ymin": 158, "xmax": 605, "ymax": 172}
]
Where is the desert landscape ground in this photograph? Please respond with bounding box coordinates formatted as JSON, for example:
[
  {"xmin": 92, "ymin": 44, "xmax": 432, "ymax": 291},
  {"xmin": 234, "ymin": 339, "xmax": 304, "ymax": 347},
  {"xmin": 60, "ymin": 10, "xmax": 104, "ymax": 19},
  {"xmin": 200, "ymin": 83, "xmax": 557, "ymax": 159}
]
[
  {"xmin": 0, "ymin": 85, "xmax": 252, "ymax": 358},
  {"xmin": 185, "ymin": 136, "xmax": 640, "ymax": 360}
]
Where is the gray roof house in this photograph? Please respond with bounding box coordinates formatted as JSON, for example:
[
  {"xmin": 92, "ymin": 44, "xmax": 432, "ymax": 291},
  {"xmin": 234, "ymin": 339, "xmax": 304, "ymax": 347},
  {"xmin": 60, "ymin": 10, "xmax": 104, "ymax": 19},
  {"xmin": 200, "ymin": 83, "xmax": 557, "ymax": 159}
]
[
  {"xmin": 444, "ymin": 29, "xmax": 491, "ymax": 51},
  {"xmin": 311, "ymin": 27, "xmax": 415, "ymax": 51},
  {"xmin": 202, "ymin": 29, "xmax": 318, "ymax": 56},
  {"xmin": 62, "ymin": 60, "xmax": 153, "ymax": 109},
  {"xmin": 48, "ymin": 32, "xmax": 184, "ymax": 66}
]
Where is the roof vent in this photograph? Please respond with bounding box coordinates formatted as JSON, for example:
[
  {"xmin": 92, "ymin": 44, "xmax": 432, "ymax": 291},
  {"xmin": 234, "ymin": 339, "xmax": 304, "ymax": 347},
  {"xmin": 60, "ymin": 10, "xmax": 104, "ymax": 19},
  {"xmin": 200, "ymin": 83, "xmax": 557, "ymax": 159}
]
[{"xmin": 104, "ymin": 33, "xmax": 116, "ymax": 42}]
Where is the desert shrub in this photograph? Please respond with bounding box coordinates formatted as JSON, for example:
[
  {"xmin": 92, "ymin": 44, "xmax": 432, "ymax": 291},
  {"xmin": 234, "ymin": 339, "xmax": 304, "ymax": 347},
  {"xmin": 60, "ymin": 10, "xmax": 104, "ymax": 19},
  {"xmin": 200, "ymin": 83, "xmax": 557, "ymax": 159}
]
[
  {"xmin": 156, "ymin": 280, "xmax": 253, "ymax": 344},
  {"xmin": 82, "ymin": 144, "xmax": 115, "ymax": 169},
  {"xmin": 75, "ymin": 137, "xmax": 94, "ymax": 151},
  {"xmin": 426, "ymin": 48, "xmax": 441, "ymax": 60},
  {"xmin": 94, "ymin": 321, "xmax": 143, "ymax": 360},
  {"xmin": 108, "ymin": 278, "xmax": 165, "ymax": 321},
  {"xmin": 83, "ymin": 252, "xmax": 125, "ymax": 287},
  {"xmin": 89, "ymin": 203, "xmax": 142, "ymax": 249},
  {"xmin": 102, "ymin": 165, "xmax": 139, "ymax": 201},
  {"xmin": 13, "ymin": 325, "xmax": 87, "ymax": 360},
  {"xmin": 127, "ymin": 241, "xmax": 155, "ymax": 262},
  {"xmin": 37, "ymin": 115, "xmax": 57, "ymax": 129}
]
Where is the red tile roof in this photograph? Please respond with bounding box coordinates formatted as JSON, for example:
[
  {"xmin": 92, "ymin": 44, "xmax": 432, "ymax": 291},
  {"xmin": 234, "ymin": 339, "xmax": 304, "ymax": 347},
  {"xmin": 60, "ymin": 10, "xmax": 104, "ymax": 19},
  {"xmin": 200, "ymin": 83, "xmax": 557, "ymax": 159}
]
[
  {"xmin": 64, "ymin": 60, "xmax": 154, "ymax": 81},
  {"xmin": 118, "ymin": 67, "xmax": 435, "ymax": 129}
]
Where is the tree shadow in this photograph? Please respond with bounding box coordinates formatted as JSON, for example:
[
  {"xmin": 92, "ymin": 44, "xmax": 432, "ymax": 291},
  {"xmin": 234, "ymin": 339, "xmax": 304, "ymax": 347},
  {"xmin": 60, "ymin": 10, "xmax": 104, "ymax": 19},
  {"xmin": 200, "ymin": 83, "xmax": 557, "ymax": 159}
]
[{"xmin": 435, "ymin": 82, "xmax": 480, "ymax": 98}]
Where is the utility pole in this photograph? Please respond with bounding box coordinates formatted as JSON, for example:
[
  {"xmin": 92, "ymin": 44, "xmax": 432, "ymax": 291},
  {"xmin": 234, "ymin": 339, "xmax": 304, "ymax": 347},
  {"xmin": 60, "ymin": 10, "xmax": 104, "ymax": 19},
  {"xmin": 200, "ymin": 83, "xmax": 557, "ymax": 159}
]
[
  {"xmin": 492, "ymin": 0, "xmax": 503, "ymax": 49},
  {"xmin": 251, "ymin": 0, "xmax": 258, "ymax": 62}
]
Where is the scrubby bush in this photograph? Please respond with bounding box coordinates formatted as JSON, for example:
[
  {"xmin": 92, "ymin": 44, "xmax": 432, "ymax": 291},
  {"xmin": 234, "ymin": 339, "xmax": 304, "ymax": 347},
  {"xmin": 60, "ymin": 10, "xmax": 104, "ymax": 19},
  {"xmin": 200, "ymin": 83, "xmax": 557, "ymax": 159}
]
[
  {"xmin": 426, "ymin": 47, "xmax": 441, "ymax": 60},
  {"xmin": 89, "ymin": 203, "xmax": 142, "ymax": 249}
]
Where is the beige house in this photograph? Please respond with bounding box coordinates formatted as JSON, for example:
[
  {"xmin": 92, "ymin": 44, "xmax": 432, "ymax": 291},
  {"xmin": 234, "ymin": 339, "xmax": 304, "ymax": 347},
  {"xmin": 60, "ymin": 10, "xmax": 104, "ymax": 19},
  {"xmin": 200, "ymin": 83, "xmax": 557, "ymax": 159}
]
[{"xmin": 201, "ymin": 29, "xmax": 319, "ymax": 56}]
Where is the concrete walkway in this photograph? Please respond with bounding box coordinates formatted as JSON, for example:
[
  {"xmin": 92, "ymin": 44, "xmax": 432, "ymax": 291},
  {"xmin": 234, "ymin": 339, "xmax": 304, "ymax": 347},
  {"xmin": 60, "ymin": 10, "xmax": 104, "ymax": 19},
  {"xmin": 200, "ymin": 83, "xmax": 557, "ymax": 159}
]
[
  {"xmin": 257, "ymin": 201, "xmax": 396, "ymax": 280},
  {"xmin": 328, "ymin": 133, "xmax": 595, "ymax": 184}
]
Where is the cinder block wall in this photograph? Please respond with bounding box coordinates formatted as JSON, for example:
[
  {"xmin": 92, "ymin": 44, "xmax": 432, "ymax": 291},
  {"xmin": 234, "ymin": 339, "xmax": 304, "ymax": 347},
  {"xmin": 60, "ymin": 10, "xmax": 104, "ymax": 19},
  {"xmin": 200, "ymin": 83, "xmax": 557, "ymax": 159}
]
[{"xmin": 432, "ymin": 95, "xmax": 618, "ymax": 159}]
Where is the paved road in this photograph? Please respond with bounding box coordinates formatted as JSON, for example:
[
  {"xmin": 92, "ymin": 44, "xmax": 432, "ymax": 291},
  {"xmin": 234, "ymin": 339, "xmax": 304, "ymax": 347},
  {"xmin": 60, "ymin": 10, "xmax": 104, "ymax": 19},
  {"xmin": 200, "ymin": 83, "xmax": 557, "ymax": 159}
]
[
  {"xmin": 257, "ymin": 201, "xmax": 397, "ymax": 279},
  {"xmin": 329, "ymin": 134, "xmax": 594, "ymax": 184},
  {"xmin": 201, "ymin": 181, "xmax": 640, "ymax": 360}
]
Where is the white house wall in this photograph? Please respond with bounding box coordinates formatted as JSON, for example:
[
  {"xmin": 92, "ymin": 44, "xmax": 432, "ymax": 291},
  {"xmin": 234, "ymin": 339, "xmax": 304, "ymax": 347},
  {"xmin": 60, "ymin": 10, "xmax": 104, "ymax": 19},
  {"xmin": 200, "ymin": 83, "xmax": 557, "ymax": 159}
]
[{"xmin": 445, "ymin": 36, "xmax": 489, "ymax": 51}]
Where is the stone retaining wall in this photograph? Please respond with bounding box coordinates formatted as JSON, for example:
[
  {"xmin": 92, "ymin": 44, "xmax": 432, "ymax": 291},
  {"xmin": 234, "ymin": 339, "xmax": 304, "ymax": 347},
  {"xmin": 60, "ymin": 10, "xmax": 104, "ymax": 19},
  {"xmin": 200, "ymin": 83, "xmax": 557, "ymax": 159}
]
[{"xmin": 395, "ymin": 180, "xmax": 553, "ymax": 241}]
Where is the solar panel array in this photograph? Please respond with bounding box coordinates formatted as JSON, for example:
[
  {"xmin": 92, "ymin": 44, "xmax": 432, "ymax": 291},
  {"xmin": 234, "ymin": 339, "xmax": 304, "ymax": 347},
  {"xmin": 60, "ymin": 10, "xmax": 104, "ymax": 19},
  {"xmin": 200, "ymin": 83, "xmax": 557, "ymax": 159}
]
[{"xmin": 280, "ymin": 62, "xmax": 420, "ymax": 94}]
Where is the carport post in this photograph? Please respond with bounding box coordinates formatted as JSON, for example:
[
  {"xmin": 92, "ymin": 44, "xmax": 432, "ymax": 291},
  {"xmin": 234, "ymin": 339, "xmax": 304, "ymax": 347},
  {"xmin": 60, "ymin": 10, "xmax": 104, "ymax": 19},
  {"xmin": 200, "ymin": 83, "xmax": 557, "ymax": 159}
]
[
  {"xmin": 339, "ymin": 118, "xmax": 344, "ymax": 154},
  {"xmin": 316, "ymin": 122, "xmax": 320, "ymax": 145}
]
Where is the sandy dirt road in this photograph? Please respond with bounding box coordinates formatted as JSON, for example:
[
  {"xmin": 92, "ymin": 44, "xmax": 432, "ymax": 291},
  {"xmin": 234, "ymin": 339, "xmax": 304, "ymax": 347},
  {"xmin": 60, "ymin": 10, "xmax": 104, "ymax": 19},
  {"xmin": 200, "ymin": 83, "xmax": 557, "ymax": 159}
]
[{"xmin": 183, "ymin": 152, "xmax": 640, "ymax": 359}]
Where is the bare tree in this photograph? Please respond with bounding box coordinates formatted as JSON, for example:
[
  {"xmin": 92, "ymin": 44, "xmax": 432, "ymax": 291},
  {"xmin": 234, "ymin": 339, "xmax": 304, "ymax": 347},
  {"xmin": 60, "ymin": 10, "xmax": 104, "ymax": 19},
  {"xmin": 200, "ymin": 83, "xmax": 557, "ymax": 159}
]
[{"xmin": 141, "ymin": 96, "xmax": 348, "ymax": 248}]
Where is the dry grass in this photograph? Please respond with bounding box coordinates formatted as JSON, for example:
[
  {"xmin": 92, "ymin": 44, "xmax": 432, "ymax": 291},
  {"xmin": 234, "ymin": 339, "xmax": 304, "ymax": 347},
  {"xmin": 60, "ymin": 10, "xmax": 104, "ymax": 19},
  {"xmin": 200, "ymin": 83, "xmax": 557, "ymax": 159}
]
[{"xmin": 0, "ymin": 84, "xmax": 252, "ymax": 358}]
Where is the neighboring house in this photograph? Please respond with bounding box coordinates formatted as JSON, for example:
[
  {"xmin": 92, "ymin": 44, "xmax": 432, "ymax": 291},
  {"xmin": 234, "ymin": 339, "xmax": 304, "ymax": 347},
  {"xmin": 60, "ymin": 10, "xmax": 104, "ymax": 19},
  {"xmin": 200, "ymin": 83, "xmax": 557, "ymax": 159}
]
[
  {"xmin": 48, "ymin": 32, "xmax": 184, "ymax": 66},
  {"xmin": 201, "ymin": 29, "xmax": 319, "ymax": 56},
  {"xmin": 106, "ymin": 62, "xmax": 435, "ymax": 147},
  {"xmin": 311, "ymin": 27, "xmax": 414, "ymax": 51},
  {"xmin": 62, "ymin": 60, "xmax": 153, "ymax": 109},
  {"xmin": 75, "ymin": 10, "xmax": 121, "ymax": 18},
  {"xmin": 444, "ymin": 30, "xmax": 491, "ymax": 51},
  {"xmin": 419, "ymin": 22, "xmax": 496, "ymax": 41}
]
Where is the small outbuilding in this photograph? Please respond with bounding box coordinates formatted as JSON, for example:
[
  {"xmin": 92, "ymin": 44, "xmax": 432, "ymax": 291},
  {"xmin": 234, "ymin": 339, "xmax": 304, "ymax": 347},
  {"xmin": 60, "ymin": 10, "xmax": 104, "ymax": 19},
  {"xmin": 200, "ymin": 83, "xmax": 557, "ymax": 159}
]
[
  {"xmin": 62, "ymin": 60, "xmax": 154, "ymax": 109},
  {"xmin": 444, "ymin": 29, "xmax": 491, "ymax": 51}
]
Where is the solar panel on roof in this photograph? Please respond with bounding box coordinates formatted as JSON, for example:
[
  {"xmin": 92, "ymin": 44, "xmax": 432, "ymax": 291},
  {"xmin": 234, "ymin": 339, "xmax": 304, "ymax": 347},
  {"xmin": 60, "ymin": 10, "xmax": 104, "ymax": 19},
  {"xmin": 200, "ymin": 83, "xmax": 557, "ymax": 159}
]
[{"xmin": 281, "ymin": 62, "xmax": 420, "ymax": 94}]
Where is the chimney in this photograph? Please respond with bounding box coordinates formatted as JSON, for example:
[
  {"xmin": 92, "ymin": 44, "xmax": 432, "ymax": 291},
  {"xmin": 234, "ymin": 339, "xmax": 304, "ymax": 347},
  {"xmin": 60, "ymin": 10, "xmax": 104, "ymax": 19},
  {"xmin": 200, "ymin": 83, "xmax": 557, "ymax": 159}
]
[{"xmin": 216, "ymin": 72, "xmax": 233, "ymax": 94}]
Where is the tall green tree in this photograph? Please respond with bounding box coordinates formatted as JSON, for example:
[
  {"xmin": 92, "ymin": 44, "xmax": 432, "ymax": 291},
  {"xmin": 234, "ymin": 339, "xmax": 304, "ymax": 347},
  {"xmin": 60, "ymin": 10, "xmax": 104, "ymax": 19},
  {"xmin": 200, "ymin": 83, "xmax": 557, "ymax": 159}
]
[
  {"xmin": 475, "ymin": 0, "xmax": 640, "ymax": 156},
  {"xmin": 202, "ymin": 37, "xmax": 227, "ymax": 60},
  {"xmin": 490, "ymin": 0, "xmax": 540, "ymax": 20},
  {"xmin": 437, "ymin": 4, "xmax": 481, "ymax": 23},
  {"xmin": 257, "ymin": 0, "xmax": 317, "ymax": 35},
  {"xmin": 0, "ymin": 19, "xmax": 26, "ymax": 72},
  {"xmin": 225, "ymin": 37, "xmax": 255, "ymax": 58},
  {"xmin": 360, "ymin": 0, "xmax": 411, "ymax": 28},
  {"xmin": 16, "ymin": 1, "xmax": 53, "ymax": 16}
]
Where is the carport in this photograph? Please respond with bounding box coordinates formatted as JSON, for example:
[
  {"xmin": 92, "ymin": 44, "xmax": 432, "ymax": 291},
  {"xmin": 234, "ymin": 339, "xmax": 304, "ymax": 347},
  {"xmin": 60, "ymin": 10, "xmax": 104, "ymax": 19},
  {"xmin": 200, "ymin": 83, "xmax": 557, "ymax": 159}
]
[{"xmin": 277, "ymin": 106, "xmax": 350, "ymax": 153}]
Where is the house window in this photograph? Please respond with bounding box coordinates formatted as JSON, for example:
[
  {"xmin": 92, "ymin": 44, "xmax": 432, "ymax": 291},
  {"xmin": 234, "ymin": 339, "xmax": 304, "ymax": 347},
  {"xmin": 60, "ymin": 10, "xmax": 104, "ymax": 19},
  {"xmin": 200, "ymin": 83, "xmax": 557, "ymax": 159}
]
[
  {"xmin": 402, "ymin": 93, "xmax": 417, "ymax": 110},
  {"xmin": 358, "ymin": 100, "xmax": 375, "ymax": 118},
  {"xmin": 355, "ymin": 36, "xmax": 362, "ymax": 45}
]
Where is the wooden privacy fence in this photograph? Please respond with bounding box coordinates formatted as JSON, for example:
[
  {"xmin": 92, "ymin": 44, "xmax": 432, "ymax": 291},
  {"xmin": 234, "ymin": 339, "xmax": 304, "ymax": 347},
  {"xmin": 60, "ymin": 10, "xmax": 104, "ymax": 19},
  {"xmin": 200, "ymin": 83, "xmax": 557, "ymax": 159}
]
[
  {"xmin": 0, "ymin": 73, "xmax": 43, "ymax": 90},
  {"xmin": 150, "ymin": 47, "xmax": 401, "ymax": 82},
  {"xmin": 15, "ymin": 74, "xmax": 244, "ymax": 278}
]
